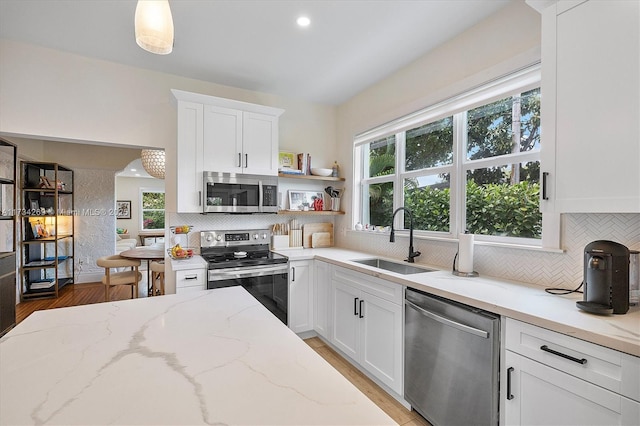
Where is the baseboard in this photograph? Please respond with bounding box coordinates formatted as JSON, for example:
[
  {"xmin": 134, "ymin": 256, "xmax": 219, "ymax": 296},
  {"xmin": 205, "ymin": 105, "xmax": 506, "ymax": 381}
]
[{"xmin": 75, "ymin": 272, "xmax": 103, "ymax": 284}]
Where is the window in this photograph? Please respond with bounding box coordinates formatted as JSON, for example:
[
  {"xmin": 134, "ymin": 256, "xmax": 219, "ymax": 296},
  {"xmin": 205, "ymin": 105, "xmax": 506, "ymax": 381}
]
[
  {"xmin": 355, "ymin": 66, "xmax": 547, "ymax": 245},
  {"xmin": 140, "ymin": 190, "xmax": 165, "ymax": 230}
]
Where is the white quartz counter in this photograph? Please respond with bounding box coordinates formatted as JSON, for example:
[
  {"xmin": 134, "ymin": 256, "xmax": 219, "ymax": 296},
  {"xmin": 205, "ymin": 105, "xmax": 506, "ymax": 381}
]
[
  {"xmin": 167, "ymin": 254, "xmax": 207, "ymax": 271},
  {"xmin": 0, "ymin": 287, "xmax": 396, "ymax": 426},
  {"xmin": 275, "ymin": 248, "xmax": 640, "ymax": 357}
]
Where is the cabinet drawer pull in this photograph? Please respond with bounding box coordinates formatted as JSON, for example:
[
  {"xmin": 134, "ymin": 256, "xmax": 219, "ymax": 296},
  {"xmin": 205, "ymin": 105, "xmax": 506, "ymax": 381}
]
[
  {"xmin": 540, "ymin": 345, "xmax": 587, "ymax": 365},
  {"xmin": 354, "ymin": 297, "xmax": 359, "ymax": 316},
  {"xmin": 184, "ymin": 275, "xmax": 198, "ymax": 280},
  {"xmin": 507, "ymin": 367, "xmax": 514, "ymax": 400}
]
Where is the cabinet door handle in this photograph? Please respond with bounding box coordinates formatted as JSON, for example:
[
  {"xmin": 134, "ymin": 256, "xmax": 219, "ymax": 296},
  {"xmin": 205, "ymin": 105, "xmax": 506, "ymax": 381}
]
[
  {"xmin": 245, "ymin": 153, "xmax": 248, "ymax": 168},
  {"xmin": 540, "ymin": 345, "xmax": 587, "ymax": 365},
  {"xmin": 354, "ymin": 297, "xmax": 359, "ymax": 316},
  {"xmin": 359, "ymin": 299, "xmax": 364, "ymax": 318},
  {"xmin": 198, "ymin": 190, "xmax": 202, "ymax": 206},
  {"xmin": 507, "ymin": 367, "xmax": 514, "ymax": 400},
  {"xmin": 291, "ymin": 267, "xmax": 295, "ymax": 282},
  {"xmin": 542, "ymin": 172, "xmax": 549, "ymax": 200},
  {"xmin": 238, "ymin": 153, "xmax": 242, "ymax": 168}
]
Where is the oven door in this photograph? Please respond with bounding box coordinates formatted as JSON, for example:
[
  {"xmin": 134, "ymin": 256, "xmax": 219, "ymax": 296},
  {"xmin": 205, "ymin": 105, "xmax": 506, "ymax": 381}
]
[{"xmin": 208, "ymin": 264, "xmax": 288, "ymax": 324}]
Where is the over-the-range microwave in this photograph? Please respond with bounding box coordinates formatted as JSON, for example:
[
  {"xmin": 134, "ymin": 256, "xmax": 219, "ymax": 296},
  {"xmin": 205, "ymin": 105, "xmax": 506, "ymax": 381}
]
[{"xmin": 203, "ymin": 172, "xmax": 278, "ymax": 214}]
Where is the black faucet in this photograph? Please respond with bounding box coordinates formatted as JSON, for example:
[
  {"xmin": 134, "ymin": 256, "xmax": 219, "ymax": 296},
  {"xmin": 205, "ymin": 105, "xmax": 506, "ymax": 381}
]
[{"xmin": 390, "ymin": 207, "xmax": 421, "ymax": 263}]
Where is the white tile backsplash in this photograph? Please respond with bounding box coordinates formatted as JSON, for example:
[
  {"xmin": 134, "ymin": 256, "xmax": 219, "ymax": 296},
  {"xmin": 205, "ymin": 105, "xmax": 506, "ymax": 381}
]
[{"xmin": 169, "ymin": 211, "xmax": 639, "ymax": 290}]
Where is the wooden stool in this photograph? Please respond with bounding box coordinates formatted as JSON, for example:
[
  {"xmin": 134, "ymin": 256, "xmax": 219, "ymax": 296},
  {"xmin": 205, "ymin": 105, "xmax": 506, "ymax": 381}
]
[{"xmin": 150, "ymin": 261, "xmax": 165, "ymax": 296}]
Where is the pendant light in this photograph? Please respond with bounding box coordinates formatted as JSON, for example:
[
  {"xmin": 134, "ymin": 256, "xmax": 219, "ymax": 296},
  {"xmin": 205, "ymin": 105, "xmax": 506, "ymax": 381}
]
[
  {"xmin": 141, "ymin": 149, "xmax": 166, "ymax": 179},
  {"xmin": 134, "ymin": 0, "xmax": 174, "ymax": 55}
]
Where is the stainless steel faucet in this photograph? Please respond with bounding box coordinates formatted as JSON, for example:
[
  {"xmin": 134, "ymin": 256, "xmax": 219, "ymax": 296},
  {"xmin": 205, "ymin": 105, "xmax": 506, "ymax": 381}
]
[{"xmin": 390, "ymin": 207, "xmax": 421, "ymax": 263}]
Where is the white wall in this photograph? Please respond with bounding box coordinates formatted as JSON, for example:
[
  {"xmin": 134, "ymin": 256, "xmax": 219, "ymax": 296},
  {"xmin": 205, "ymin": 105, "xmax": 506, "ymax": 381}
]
[
  {"xmin": 333, "ymin": 1, "xmax": 640, "ymax": 288},
  {"xmin": 0, "ymin": 39, "xmax": 338, "ymax": 213}
]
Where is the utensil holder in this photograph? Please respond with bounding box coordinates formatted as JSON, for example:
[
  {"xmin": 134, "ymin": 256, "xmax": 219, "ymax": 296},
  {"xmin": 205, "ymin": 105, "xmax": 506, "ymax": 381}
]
[
  {"xmin": 331, "ymin": 197, "xmax": 340, "ymax": 212},
  {"xmin": 289, "ymin": 230, "xmax": 303, "ymax": 248}
]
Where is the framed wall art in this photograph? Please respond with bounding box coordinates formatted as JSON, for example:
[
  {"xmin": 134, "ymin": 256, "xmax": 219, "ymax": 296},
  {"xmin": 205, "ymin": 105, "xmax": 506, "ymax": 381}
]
[
  {"xmin": 288, "ymin": 190, "xmax": 323, "ymax": 211},
  {"xmin": 116, "ymin": 200, "xmax": 131, "ymax": 219}
]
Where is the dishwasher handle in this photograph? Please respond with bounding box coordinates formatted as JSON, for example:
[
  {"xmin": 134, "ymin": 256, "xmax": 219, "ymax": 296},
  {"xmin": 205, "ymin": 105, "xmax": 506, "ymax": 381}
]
[{"xmin": 405, "ymin": 299, "xmax": 489, "ymax": 338}]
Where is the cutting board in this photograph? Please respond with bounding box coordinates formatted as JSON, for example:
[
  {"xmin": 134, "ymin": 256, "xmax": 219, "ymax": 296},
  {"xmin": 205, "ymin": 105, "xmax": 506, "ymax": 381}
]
[
  {"xmin": 303, "ymin": 223, "xmax": 333, "ymax": 248},
  {"xmin": 311, "ymin": 232, "xmax": 332, "ymax": 248}
]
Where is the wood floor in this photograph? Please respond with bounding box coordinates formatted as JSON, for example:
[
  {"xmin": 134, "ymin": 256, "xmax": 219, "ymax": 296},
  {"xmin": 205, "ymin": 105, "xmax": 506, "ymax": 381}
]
[{"xmin": 15, "ymin": 283, "xmax": 431, "ymax": 426}]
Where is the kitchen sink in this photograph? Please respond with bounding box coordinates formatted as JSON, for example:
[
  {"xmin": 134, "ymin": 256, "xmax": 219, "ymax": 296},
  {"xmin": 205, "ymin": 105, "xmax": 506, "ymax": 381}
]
[{"xmin": 352, "ymin": 258, "xmax": 436, "ymax": 275}]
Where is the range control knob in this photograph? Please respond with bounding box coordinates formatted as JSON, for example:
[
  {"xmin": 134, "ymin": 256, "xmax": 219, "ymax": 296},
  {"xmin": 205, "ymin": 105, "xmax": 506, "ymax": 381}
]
[
  {"xmin": 261, "ymin": 233, "xmax": 268, "ymax": 240},
  {"xmin": 252, "ymin": 233, "xmax": 259, "ymax": 240},
  {"xmin": 215, "ymin": 235, "xmax": 222, "ymax": 242},
  {"xmin": 205, "ymin": 234, "xmax": 213, "ymax": 242}
]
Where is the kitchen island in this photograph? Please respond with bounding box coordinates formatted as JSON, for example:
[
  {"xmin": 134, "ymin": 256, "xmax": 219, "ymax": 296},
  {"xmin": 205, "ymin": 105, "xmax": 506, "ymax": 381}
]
[{"xmin": 0, "ymin": 287, "xmax": 396, "ymax": 425}]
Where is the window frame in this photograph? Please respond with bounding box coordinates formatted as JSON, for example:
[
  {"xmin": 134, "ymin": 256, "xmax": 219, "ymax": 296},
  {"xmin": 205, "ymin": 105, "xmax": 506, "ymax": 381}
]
[
  {"xmin": 139, "ymin": 188, "xmax": 165, "ymax": 231},
  {"xmin": 354, "ymin": 64, "xmax": 559, "ymax": 248}
]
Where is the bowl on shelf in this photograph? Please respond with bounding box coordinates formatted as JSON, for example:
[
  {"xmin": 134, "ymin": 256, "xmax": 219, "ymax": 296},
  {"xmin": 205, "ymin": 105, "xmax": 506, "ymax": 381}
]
[{"xmin": 311, "ymin": 168, "xmax": 332, "ymax": 177}]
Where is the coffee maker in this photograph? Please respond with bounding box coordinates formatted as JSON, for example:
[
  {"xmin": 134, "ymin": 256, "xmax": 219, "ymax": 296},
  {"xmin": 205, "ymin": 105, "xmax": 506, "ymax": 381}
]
[{"xmin": 577, "ymin": 240, "xmax": 629, "ymax": 315}]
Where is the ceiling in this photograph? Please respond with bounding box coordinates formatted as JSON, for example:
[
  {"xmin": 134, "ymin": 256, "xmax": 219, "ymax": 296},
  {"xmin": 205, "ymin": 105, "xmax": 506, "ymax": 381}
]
[{"xmin": 0, "ymin": 0, "xmax": 512, "ymax": 105}]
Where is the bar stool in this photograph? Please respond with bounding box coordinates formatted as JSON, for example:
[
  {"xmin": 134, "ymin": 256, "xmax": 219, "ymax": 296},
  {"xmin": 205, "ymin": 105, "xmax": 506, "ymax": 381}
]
[
  {"xmin": 97, "ymin": 255, "xmax": 142, "ymax": 301},
  {"xmin": 150, "ymin": 261, "xmax": 165, "ymax": 296}
]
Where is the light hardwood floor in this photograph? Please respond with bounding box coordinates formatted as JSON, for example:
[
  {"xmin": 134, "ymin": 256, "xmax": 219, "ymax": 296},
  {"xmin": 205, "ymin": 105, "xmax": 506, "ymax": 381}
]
[{"xmin": 15, "ymin": 283, "xmax": 431, "ymax": 426}]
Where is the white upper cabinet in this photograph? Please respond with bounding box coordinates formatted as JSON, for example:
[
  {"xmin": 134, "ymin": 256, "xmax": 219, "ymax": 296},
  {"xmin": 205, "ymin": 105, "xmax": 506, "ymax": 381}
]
[
  {"xmin": 539, "ymin": 0, "xmax": 640, "ymax": 213},
  {"xmin": 172, "ymin": 89, "xmax": 284, "ymax": 212}
]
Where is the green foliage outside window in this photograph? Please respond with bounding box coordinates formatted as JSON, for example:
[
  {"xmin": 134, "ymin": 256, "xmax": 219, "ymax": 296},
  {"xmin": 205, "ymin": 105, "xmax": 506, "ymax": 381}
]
[
  {"xmin": 142, "ymin": 191, "xmax": 165, "ymax": 230},
  {"xmin": 364, "ymin": 87, "xmax": 542, "ymax": 239}
]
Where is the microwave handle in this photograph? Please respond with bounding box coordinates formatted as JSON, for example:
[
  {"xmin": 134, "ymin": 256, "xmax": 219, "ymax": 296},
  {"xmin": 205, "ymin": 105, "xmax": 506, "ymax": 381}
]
[{"xmin": 259, "ymin": 181, "xmax": 264, "ymax": 211}]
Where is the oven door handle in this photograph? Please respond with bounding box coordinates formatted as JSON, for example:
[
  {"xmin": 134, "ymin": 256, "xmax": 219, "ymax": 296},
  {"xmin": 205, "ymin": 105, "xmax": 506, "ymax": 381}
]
[{"xmin": 209, "ymin": 265, "xmax": 288, "ymax": 280}]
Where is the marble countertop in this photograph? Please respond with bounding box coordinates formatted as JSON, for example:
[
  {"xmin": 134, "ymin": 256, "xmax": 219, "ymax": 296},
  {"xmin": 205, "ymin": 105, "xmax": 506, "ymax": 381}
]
[
  {"xmin": 276, "ymin": 248, "xmax": 640, "ymax": 357},
  {"xmin": 0, "ymin": 287, "xmax": 396, "ymax": 426}
]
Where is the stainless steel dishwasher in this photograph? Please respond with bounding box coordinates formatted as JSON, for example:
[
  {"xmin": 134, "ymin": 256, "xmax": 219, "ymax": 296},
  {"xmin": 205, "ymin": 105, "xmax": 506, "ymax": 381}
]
[{"xmin": 404, "ymin": 287, "xmax": 500, "ymax": 426}]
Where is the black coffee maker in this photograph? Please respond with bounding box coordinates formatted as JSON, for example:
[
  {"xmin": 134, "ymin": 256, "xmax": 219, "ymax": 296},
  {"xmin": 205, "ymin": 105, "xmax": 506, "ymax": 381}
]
[{"xmin": 577, "ymin": 240, "xmax": 629, "ymax": 315}]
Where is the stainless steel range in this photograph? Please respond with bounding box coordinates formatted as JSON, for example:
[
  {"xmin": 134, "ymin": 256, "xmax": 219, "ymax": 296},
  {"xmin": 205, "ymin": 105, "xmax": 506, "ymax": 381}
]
[{"xmin": 201, "ymin": 229, "xmax": 289, "ymax": 324}]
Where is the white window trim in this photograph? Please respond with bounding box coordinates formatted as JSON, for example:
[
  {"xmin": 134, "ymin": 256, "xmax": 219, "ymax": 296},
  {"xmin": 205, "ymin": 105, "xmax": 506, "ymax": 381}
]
[
  {"xmin": 353, "ymin": 64, "xmax": 561, "ymax": 249},
  {"xmin": 140, "ymin": 188, "xmax": 165, "ymax": 231}
]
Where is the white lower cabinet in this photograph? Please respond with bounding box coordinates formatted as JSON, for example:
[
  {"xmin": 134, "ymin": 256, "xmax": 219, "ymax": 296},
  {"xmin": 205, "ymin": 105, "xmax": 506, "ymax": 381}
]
[
  {"xmin": 313, "ymin": 260, "xmax": 332, "ymax": 340},
  {"xmin": 288, "ymin": 260, "xmax": 313, "ymax": 334},
  {"xmin": 504, "ymin": 318, "xmax": 640, "ymax": 425},
  {"xmin": 331, "ymin": 266, "xmax": 403, "ymax": 395},
  {"xmin": 175, "ymin": 268, "xmax": 206, "ymax": 294}
]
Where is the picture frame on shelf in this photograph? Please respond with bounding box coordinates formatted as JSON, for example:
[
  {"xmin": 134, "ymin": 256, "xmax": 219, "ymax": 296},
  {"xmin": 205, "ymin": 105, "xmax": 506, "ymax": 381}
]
[
  {"xmin": 288, "ymin": 190, "xmax": 324, "ymax": 211},
  {"xmin": 30, "ymin": 200, "xmax": 39, "ymax": 213},
  {"xmin": 278, "ymin": 151, "xmax": 297, "ymax": 169},
  {"xmin": 31, "ymin": 220, "xmax": 48, "ymax": 239},
  {"xmin": 116, "ymin": 200, "xmax": 131, "ymax": 219}
]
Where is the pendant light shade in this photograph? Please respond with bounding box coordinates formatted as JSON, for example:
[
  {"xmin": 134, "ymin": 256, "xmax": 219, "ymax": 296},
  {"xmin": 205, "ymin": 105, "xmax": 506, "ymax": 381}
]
[
  {"xmin": 141, "ymin": 149, "xmax": 166, "ymax": 179},
  {"xmin": 135, "ymin": 0, "xmax": 174, "ymax": 55}
]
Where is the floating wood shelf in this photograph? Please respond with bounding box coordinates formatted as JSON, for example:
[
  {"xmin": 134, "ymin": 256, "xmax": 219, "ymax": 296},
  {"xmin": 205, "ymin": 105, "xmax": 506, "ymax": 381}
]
[
  {"xmin": 278, "ymin": 173, "xmax": 345, "ymax": 182},
  {"xmin": 277, "ymin": 210, "xmax": 344, "ymax": 216}
]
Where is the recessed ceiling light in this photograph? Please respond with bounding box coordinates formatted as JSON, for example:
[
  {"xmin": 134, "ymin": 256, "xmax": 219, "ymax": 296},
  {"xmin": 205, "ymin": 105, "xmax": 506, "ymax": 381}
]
[{"xmin": 297, "ymin": 16, "xmax": 310, "ymax": 27}]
